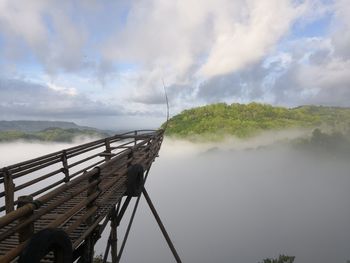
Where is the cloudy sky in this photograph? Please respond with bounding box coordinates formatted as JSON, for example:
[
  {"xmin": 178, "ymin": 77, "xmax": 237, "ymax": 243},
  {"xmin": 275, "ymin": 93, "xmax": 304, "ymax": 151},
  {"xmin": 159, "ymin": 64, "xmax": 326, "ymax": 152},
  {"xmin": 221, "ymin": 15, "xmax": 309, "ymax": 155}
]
[{"xmin": 0, "ymin": 0, "xmax": 349, "ymax": 129}]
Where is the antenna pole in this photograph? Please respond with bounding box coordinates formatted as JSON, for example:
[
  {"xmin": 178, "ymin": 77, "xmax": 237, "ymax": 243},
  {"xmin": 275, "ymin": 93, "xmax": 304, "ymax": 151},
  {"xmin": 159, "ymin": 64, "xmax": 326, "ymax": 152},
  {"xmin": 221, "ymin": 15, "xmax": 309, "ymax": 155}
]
[{"xmin": 162, "ymin": 78, "xmax": 170, "ymax": 129}]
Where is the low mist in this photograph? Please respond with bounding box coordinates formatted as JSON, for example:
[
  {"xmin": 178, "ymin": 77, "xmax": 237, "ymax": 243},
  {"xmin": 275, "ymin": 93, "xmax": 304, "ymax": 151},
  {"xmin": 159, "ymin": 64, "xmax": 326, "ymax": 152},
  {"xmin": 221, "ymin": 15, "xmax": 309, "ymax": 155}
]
[
  {"xmin": 1, "ymin": 135, "xmax": 350, "ymax": 263},
  {"xmin": 0, "ymin": 141, "xmax": 82, "ymax": 167}
]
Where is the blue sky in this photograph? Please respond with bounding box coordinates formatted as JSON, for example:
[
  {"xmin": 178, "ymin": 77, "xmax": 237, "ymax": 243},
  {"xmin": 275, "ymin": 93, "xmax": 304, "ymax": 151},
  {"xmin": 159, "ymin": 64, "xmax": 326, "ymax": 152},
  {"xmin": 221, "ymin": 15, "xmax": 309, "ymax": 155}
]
[{"xmin": 0, "ymin": 0, "xmax": 349, "ymax": 129}]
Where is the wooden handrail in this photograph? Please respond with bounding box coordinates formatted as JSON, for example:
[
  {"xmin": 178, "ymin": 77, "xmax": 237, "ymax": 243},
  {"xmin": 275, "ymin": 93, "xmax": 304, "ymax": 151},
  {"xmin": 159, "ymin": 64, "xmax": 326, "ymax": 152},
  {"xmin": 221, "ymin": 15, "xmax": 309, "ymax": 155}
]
[{"xmin": 0, "ymin": 130, "xmax": 162, "ymax": 213}]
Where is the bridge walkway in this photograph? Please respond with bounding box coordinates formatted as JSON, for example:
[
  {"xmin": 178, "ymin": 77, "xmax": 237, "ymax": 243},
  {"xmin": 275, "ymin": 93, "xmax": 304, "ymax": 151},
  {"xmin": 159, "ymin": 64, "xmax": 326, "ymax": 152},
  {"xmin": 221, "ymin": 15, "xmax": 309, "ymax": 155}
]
[{"xmin": 0, "ymin": 130, "xmax": 163, "ymax": 262}]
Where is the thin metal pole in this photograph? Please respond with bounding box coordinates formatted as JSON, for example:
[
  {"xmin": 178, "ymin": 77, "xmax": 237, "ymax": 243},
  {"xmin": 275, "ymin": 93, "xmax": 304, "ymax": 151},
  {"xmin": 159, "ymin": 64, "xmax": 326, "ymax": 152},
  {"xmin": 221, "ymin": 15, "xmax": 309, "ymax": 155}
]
[
  {"xmin": 110, "ymin": 203, "xmax": 120, "ymax": 263},
  {"xmin": 116, "ymin": 195, "xmax": 141, "ymax": 262},
  {"xmin": 115, "ymin": 196, "xmax": 132, "ymax": 224},
  {"xmin": 105, "ymin": 200, "xmax": 122, "ymax": 263},
  {"xmin": 103, "ymin": 198, "xmax": 131, "ymax": 263},
  {"xmin": 142, "ymin": 188, "xmax": 182, "ymax": 263},
  {"xmin": 102, "ymin": 239, "xmax": 110, "ymax": 263},
  {"xmin": 116, "ymin": 167, "xmax": 152, "ymax": 262}
]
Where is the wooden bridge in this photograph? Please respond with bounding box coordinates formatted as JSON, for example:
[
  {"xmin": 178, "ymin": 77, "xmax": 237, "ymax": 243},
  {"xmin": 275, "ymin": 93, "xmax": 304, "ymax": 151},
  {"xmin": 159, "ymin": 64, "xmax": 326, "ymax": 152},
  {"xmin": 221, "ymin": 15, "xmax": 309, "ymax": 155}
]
[{"xmin": 0, "ymin": 130, "xmax": 181, "ymax": 262}]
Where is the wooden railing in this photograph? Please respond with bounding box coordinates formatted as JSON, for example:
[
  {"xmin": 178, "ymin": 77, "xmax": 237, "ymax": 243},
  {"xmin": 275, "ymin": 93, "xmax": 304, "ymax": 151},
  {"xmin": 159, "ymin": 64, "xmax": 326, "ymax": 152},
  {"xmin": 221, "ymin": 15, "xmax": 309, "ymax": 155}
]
[
  {"xmin": 0, "ymin": 129, "xmax": 173, "ymax": 262},
  {"xmin": 0, "ymin": 130, "xmax": 162, "ymax": 214}
]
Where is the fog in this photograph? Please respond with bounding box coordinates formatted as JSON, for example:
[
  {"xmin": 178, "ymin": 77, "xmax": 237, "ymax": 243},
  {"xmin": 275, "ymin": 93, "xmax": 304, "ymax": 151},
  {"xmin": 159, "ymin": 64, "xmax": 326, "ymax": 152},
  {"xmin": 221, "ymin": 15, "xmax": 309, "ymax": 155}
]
[
  {"xmin": 0, "ymin": 138, "xmax": 103, "ymax": 204},
  {"xmin": 1, "ymin": 137, "xmax": 350, "ymax": 262}
]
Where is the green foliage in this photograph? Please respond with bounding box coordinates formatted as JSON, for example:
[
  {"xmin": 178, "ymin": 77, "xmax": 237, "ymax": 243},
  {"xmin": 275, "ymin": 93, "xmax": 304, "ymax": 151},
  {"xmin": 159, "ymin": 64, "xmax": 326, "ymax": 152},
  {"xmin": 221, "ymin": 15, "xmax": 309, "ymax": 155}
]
[
  {"xmin": 292, "ymin": 128, "xmax": 350, "ymax": 156},
  {"xmin": 0, "ymin": 120, "xmax": 87, "ymax": 132},
  {"xmin": 0, "ymin": 130, "xmax": 27, "ymax": 141},
  {"xmin": 0, "ymin": 127, "xmax": 109, "ymax": 143},
  {"xmin": 259, "ymin": 255, "xmax": 295, "ymax": 263},
  {"xmin": 163, "ymin": 103, "xmax": 350, "ymax": 141}
]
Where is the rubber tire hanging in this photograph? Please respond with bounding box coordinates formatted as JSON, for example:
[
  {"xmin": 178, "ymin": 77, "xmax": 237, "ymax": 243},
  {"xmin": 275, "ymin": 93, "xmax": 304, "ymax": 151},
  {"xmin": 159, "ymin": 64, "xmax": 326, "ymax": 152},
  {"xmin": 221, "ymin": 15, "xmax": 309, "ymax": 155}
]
[{"xmin": 18, "ymin": 228, "xmax": 73, "ymax": 263}]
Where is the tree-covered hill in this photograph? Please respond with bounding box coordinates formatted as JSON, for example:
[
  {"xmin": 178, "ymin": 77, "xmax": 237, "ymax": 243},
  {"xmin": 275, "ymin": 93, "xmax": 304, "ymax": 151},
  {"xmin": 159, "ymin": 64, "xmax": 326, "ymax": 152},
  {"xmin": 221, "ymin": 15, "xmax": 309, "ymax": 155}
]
[
  {"xmin": 164, "ymin": 103, "xmax": 350, "ymax": 140},
  {"xmin": 0, "ymin": 120, "xmax": 115, "ymax": 142},
  {"xmin": 0, "ymin": 120, "xmax": 92, "ymax": 132},
  {"xmin": 0, "ymin": 127, "xmax": 110, "ymax": 143}
]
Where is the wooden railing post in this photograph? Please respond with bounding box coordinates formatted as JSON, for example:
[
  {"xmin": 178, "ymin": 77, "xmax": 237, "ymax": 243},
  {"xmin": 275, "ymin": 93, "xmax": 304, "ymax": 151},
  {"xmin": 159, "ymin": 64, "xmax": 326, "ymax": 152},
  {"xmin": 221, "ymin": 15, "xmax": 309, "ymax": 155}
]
[
  {"xmin": 134, "ymin": 130, "xmax": 137, "ymax": 146},
  {"xmin": 127, "ymin": 150, "xmax": 133, "ymax": 168},
  {"xmin": 61, "ymin": 150, "xmax": 70, "ymax": 182},
  {"xmin": 104, "ymin": 138, "xmax": 111, "ymax": 161},
  {"xmin": 86, "ymin": 168, "xmax": 101, "ymax": 222},
  {"xmin": 4, "ymin": 169, "xmax": 15, "ymax": 214},
  {"xmin": 17, "ymin": 195, "xmax": 34, "ymax": 243}
]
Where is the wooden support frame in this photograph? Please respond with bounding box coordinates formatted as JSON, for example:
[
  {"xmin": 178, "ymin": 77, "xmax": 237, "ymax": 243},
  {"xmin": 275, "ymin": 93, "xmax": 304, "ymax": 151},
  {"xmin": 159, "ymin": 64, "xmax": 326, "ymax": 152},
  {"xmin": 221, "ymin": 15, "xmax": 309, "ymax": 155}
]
[{"xmin": 0, "ymin": 130, "xmax": 166, "ymax": 262}]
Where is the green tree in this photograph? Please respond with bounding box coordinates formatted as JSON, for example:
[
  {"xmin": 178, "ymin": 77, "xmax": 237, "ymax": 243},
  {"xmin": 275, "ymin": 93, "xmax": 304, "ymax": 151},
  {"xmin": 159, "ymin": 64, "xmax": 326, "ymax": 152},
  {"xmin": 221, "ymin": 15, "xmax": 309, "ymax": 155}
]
[{"xmin": 259, "ymin": 255, "xmax": 295, "ymax": 263}]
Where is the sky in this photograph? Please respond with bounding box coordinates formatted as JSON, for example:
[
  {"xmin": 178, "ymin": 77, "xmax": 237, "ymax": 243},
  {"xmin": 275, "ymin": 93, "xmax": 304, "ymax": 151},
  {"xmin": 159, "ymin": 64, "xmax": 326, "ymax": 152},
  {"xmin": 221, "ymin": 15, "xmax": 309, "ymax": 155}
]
[{"xmin": 0, "ymin": 0, "xmax": 349, "ymax": 130}]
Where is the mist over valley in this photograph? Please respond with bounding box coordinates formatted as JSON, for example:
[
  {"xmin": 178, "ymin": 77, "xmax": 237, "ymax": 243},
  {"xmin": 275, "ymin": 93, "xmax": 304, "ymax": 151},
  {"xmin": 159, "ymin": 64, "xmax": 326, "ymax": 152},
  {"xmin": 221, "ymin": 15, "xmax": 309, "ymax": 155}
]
[
  {"xmin": 1, "ymin": 132, "xmax": 349, "ymax": 263},
  {"xmin": 1, "ymin": 1, "xmax": 350, "ymax": 262}
]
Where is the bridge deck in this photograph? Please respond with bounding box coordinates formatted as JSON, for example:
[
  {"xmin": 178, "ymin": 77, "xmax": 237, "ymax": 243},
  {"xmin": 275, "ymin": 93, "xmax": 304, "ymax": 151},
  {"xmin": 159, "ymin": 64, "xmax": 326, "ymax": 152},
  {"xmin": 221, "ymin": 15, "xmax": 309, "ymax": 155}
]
[{"xmin": 0, "ymin": 130, "xmax": 163, "ymax": 262}]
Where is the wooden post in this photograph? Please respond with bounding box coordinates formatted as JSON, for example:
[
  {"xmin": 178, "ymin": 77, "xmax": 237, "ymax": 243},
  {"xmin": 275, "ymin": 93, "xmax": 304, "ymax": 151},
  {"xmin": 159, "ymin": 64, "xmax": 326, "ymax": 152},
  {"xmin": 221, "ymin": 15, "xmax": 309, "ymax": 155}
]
[
  {"xmin": 4, "ymin": 169, "xmax": 15, "ymax": 214},
  {"xmin": 110, "ymin": 208, "xmax": 118, "ymax": 263},
  {"xmin": 86, "ymin": 168, "xmax": 100, "ymax": 211},
  {"xmin": 17, "ymin": 196, "xmax": 34, "ymax": 243},
  {"xmin": 61, "ymin": 150, "xmax": 70, "ymax": 182},
  {"xmin": 105, "ymin": 138, "xmax": 111, "ymax": 161},
  {"xmin": 146, "ymin": 141, "xmax": 151, "ymax": 166},
  {"xmin": 83, "ymin": 168, "xmax": 101, "ymax": 263}
]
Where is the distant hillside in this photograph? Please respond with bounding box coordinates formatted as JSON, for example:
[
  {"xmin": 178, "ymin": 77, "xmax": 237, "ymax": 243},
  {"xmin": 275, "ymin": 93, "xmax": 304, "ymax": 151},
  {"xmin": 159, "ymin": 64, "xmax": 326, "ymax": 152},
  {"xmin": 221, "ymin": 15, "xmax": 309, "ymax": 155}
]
[
  {"xmin": 0, "ymin": 121, "xmax": 112, "ymax": 142},
  {"xmin": 164, "ymin": 103, "xmax": 350, "ymax": 141},
  {"xmin": 0, "ymin": 120, "xmax": 94, "ymax": 132}
]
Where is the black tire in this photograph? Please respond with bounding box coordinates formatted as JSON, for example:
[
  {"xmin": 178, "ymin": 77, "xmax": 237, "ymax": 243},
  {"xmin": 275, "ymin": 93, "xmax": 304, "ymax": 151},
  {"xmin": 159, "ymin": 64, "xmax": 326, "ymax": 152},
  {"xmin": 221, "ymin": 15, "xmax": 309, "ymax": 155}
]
[
  {"xmin": 19, "ymin": 228, "xmax": 72, "ymax": 263},
  {"xmin": 126, "ymin": 164, "xmax": 144, "ymax": 197}
]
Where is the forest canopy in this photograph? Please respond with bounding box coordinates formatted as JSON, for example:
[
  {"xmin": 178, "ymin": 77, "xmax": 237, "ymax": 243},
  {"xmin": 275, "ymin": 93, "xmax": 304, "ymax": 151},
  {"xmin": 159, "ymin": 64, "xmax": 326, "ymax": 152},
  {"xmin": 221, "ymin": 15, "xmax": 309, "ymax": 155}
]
[{"xmin": 163, "ymin": 102, "xmax": 350, "ymax": 141}]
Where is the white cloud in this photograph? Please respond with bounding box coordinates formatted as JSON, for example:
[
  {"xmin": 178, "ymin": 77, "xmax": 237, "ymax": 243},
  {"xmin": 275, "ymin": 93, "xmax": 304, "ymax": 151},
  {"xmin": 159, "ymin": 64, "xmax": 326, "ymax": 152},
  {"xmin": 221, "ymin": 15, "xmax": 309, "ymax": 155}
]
[
  {"xmin": 269, "ymin": 34, "xmax": 350, "ymax": 106},
  {"xmin": 47, "ymin": 83, "xmax": 77, "ymax": 96},
  {"xmin": 277, "ymin": 0, "xmax": 350, "ymax": 107},
  {"xmin": 1, "ymin": 0, "xmax": 349, "ymax": 117},
  {"xmin": 198, "ymin": 0, "xmax": 304, "ymax": 78},
  {"xmin": 0, "ymin": 1, "xmax": 87, "ymax": 74},
  {"xmin": 101, "ymin": 0, "xmax": 307, "ymax": 106},
  {"xmin": 103, "ymin": 0, "xmax": 305, "ymax": 78},
  {"xmin": 331, "ymin": 0, "xmax": 350, "ymax": 59},
  {"xmin": 0, "ymin": 78, "xmax": 123, "ymax": 119},
  {"xmin": 0, "ymin": 1, "xmax": 48, "ymax": 48},
  {"xmin": 107, "ymin": 0, "xmax": 350, "ymax": 109}
]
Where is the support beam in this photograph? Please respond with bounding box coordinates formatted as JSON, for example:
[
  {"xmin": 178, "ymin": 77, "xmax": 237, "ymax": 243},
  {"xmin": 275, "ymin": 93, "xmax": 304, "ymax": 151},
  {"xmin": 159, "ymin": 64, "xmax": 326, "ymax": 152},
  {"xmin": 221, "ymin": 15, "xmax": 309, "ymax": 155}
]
[
  {"xmin": 142, "ymin": 188, "xmax": 182, "ymax": 263},
  {"xmin": 116, "ymin": 194, "xmax": 142, "ymax": 262},
  {"xmin": 110, "ymin": 201, "xmax": 121, "ymax": 263},
  {"xmin": 116, "ymin": 166, "xmax": 152, "ymax": 262},
  {"xmin": 101, "ymin": 196, "xmax": 131, "ymax": 263}
]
